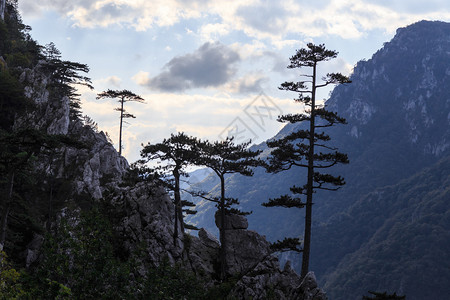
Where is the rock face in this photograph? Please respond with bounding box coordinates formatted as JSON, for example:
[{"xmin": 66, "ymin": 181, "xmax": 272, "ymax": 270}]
[
  {"xmin": 23, "ymin": 234, "xmax": 44, "ymax": 269},
  {"xmin": 16, "ymin": 62, "xmax": 129, "ymax": 200},
  {"xmin": 214, "ymin": 213, "xmax": 327, "ymax": 299},
  {"xmin": 111, "ymin": 182, "xmax": 183, "ymax": 264},
  {"xmin": 65, "ymin": 120, "xmax": 128, "ymax": 199},
  {"xmin": 291, "ymin": 272, "xmax": 328, "ymax": 300},
  {"xmin": 18, "ymin": 63, "xmax": 69, "ymax": 135},
  {"xmin": 186, "ymin": 229, "xmax": 220, "ymax": 278},
  {"xmin": 224, "ymin": 227, "xmax": 271, "ymax": 275},
  {"xmin": 231, "ymin": 256, "xmax": 299, "ymax": 299},
  {"xmin": 0, "ymin": 0, "xmax": 5, "ymax": 21},
  {"xmin": 5, "ymin": 62, "xmax": 119, "ymax": 203}
]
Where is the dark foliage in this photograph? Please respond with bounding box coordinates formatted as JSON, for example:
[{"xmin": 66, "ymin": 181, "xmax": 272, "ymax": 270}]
[
  {"xmin": 363, "ymin": 290, "xmax": 406, "ymax": 300},
  {"xmin": 140, "ymin": 132, "xmax": 200, "ymax": 245},
  {"xmin": 41, "ymin": 42, "xmax": 93, "ymax": 120}
]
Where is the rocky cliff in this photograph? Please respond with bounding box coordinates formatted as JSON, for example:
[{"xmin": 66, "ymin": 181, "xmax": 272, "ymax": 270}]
[{"xmin": 2, "ymin": 43, "xmax": 325, "ymax": 299}]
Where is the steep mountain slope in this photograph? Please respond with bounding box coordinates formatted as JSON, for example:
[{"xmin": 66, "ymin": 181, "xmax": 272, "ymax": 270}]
[
  {"xmin": 323, "ymin": 156, "xmax": 450, "ymax": 299},
  {"xmin": 188, "ymin": 20, "xmax": 450, "ymax": 297},
  {"xmin": 311, "ymin": 19, "xmax": 450, "ymax": 280}
]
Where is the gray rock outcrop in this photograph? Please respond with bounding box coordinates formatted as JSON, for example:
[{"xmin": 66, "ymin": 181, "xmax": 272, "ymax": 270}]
[
  {"xmin": 290, "ymin": 272, "xmax": 328, "ymax": 300},
  {"xmin": 17, "ymin": 63, "xmax": 68, "ymax": 135},
  {"xmin": 224, "ymin": 227, "xmax": 271, "ymax": 275},
  {"xmin": 13, "ymin": 62, "xmax": 128, "ymax": 200},
  {"xmin": 214, "ymin": 213, "xmax": 327, "ymax": 299},
  {"xmin": 110, "ymin": 182, "xmax": 183, "ymax": 265},
  {"xmin": 185, "ymin": 229, "xmax": 220, "ymax": 278},
  {"xmin": 65, "ymin": 120, "xmax": 128, "ymax": 199}
]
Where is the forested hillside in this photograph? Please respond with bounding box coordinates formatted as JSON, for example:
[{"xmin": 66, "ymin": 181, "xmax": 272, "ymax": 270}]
[{"xmin": 323, "ymin": 156, "xmax": 450, "ymax": 299}]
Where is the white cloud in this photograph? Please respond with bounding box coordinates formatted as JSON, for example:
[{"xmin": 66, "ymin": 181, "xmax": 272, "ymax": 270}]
[
  {"xmin": 230, "ymin": 40, "xmax": 267, "ymax": 59},
  {"xmin": 19, "ymin": 0, "xmax": 450, "ymax": 45},
  {"xmin": 199, "ymin": 23, "xmax": 230, "ymax": 41},
  {"xmin": 95, "ymin": 76, "xmax": 122, "ymax": 88},
  {"xmin": 222, "ymin": 73, "xmax": 268, "ymax": 94},
  {"xmin": 132, "ymin": 71, "xmax": 151, "ymax": 86},
  {"xmin": 20, "ymin": 0, "xmax": 202, "ymax": 30},
  {"xmin": 81, "ymin": 88, "xmax": 299, "ymax": 162}
]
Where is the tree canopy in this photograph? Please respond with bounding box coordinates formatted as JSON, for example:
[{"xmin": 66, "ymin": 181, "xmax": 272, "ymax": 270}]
[
  {"xmin": 97, "ymin": 89, "xmax": 145, "ymax": 156},
  {"xmin": 195, "ymin": 137, "xmax": 261, "ymax": 279},
  {"xmin": 140, "ymin": 132, "xmax": 200, "ymax": 246}
]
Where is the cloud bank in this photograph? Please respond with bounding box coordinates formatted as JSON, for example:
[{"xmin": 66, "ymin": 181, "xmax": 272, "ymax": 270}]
[
  {"xmin": 136, "ymin": 42, "xmax": 240, "ymax": 92},
  {"xmin": 19, "ymin": 0, "xmax": 450, "ymax": 42}
]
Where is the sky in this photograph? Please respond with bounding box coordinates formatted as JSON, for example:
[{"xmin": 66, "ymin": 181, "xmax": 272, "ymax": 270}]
[{"xmin": 17, "ymin": 0, "xmax": 450, "ymax": 163}]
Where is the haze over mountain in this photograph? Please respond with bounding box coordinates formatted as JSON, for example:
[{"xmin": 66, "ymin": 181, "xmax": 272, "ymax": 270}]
[{"xmin": 187, "ymin": 20, "xmax": 450, "ymax": 299}]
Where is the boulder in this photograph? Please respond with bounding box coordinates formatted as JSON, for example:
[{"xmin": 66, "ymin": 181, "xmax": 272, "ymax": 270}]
[
  {"xmin": 231, "ymin": 255, "xmax": 300, "ymax": 299},
  {"xmin": 215, "ymin": 211, "xmax": 248, "ymax": 230},
  {"xmin": 23, "ymin": 233, "xmax": 44, "ymax": 269},
  {"xmin": 198, "ymin": 228, "xmax": 220, "ymax": 249},
  {"xmin": 115, "ymin": 182, "xmax": 183, "ymax": 264},
  {"xmin": 224, "ymin": 228, "xmax": 271, "ymax": 275},
  {"xmin": 290, "ymin": 272, "xmax": 328, "ymax": 300},
  {"xmin": 185, "ymin": 233, "xmax": 219, "ymax": 279}
]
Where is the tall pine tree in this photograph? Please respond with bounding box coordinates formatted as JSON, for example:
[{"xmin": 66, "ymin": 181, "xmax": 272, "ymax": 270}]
[
  {"xmin": 42, "ymin": 42, "xmax": 94, "ymax": 120},
  {"xmin": 96, "ymin": 90, "xmax": 145, "ymax": 156},
  {"xmin": 196, "ymin": 137, "xmax": 261, "ymax": 280},
  {"xmin": 140, "ymin": 132, "xmax": 199, "ymax": 247},
  {"xmin": 263, "ymin": 43, "xmax": 350, "ymax": 278}
]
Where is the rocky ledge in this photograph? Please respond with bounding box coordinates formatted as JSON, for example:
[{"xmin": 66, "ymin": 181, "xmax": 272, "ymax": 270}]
[{"xmin": 115, "ymin": 181, "xmax": 326, "ymax": 298}]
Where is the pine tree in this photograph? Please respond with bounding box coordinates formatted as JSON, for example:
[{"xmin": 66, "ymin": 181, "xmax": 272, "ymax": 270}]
[
  {"xmin": 96, "ymin": 89, "xmax": 145, "ymax": 156},
  {"xmin": 0, "ymin": 128, "xmax": 67, "ymax": 250},
  {"xmin": 263, "ymin": 43, "xmax": 350, "ymax": 278},
  {"xmin": 196, "ymin": 137, "xmax": 261, "ymax": 280},
  {"xmin": 41, "ymin": 42, "xmax": 94, "ymax": 120},
  {"xmin": 363, "ymin": 291, "xmax": 406, "ymax": 300},
  {"xmin": 0, "ymin": 67, "xmax": 32, "ymax": 130},
  {"xmin": 140, "ymin": 132, "xmax": 200, "ymax": 246}
]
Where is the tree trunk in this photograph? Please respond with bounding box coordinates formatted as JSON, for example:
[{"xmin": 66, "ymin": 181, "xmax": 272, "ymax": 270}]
[
  {"xmin": 47, "ymin": 155, "xmax": 54, "ymax": 231},
  {"xmin": 47, "ymin": 178, "xmax": 54, "ymax": 231},
  {"xmin": 173, "ymin": 169, "xmax": 184, "ymax": 247},
  {"xmin": 219, "ymin": 175, "xmax": 227, "ymax": 280},
  {"xmin": 301, "ymin": 62, "xmax": 317, "ymax": 279},
  {"xmin": 0, "ymin": 0, "xmax": 5, "ymax": 21},
  {"xmin": 0, "ymin": 171, "xmax": 14, "ymax": 251},
  {"xmin": 118, "ymin": 97, "xmax": 124, "ymax": 156}
]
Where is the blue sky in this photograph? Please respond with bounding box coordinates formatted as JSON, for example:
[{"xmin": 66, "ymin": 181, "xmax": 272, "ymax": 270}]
[{"xmin": 18, "ymin": 0, "xmax": 450, "ymax": 163}]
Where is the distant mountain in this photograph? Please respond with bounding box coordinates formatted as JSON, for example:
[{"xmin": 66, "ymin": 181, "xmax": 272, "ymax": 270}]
[
  {"xmin": 322, "ymin": 155, "xmax": 450, "ymax": 299},
  {"xmin": 188, "ymin": 20, "xmax": 450, "ymax": 299}
]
